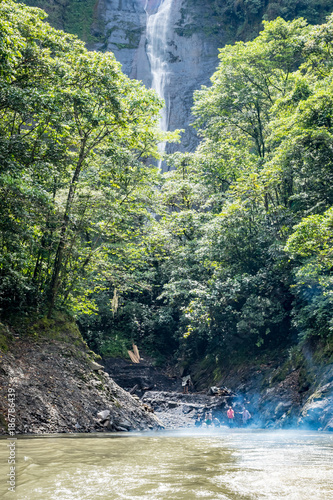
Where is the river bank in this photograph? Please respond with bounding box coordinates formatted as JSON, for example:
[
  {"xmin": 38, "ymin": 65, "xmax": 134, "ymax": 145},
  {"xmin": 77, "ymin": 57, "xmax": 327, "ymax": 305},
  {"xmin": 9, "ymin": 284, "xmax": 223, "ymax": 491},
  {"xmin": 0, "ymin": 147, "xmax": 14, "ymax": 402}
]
[
  {"xmin": 0, "ymin": 318, "xmax": 332, "ymax": 435},
  {"xmin": 0, "ymin": 320, "xmax": 161, "ymax": 435},
  {"xmin": 103, "ymin": 346, "xmax": 333, "ymax": 432}
]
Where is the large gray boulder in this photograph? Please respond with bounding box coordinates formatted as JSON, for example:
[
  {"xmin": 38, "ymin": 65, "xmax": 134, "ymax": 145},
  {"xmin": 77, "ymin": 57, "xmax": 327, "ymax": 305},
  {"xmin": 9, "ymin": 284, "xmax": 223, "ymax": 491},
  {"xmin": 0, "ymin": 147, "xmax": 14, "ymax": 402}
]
[{"xmin": 299, "ymin": 382, "xmax": 333, "ymax": 431}]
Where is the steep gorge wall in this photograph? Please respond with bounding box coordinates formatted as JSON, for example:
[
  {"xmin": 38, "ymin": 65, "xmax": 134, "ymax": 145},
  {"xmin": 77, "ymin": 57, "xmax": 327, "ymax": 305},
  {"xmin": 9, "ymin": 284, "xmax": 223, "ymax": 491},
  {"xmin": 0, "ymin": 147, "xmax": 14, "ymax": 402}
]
[
  {"xmin": 95, "ymin": 0, "xmax": 224, "ymax": 155},
  {"xmin": 21, "ymin": 0, "xmax": 333, "ymax": 158}
]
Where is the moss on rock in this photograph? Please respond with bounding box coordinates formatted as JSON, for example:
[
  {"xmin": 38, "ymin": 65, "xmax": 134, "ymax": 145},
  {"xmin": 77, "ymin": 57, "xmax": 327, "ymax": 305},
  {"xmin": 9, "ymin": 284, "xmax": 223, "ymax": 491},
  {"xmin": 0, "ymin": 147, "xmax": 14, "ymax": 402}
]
[{"xmin": 21, "ymin": 0, "xmax": 105, "ymax": 45}]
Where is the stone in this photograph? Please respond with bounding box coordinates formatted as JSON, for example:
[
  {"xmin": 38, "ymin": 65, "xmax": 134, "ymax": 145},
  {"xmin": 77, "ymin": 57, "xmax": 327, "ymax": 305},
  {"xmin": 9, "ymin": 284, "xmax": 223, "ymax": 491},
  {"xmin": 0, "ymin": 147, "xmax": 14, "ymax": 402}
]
[
  {"xmin": 274, "ymin": 401, "xmax": 292, "ymax": 419},
  {"xmin": 299, "ymin": 395, "xmax": 332, "ymax": 430},
  {"xmin": 167, "ymin": 401, "xmax": 178, "ymax": 408},
  {"xmin": 97, "ymin": 409, "xmax": 111, "ymax": 421},
  {"xmin": 324, "ymin": 417, "xmax": 333, "ymax": 432},
  {"xmin": 118, "ymin": 418, "xmax": 132, "ymax": 430},
  {"xmin": 90, "ymin": 361, "xmax": 104, "ymax": 371}
]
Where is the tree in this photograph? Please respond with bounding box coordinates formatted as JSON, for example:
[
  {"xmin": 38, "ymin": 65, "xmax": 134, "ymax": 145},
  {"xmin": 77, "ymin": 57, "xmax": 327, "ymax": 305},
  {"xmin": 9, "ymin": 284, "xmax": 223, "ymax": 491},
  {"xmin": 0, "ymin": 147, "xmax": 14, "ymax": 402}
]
[{"xmin": 0, "ymin": 0, "xmax": 171, "ymax": 318}]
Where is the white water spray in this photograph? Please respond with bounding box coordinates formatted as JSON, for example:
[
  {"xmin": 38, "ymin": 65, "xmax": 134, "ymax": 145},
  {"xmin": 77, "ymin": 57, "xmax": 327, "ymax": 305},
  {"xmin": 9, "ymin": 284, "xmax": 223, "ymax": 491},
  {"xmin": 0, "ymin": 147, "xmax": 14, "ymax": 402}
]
[{"xmin": 145, "ymin": 0, "xmax": 174, "ymax": 169}]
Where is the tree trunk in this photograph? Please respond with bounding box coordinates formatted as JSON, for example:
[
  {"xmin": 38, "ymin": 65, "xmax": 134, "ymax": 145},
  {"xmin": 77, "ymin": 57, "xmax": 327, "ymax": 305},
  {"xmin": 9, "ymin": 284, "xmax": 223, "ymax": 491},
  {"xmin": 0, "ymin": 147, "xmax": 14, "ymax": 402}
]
[{"xmin": 47, "ymin": 138, "xmax": 86, "ymax": 318}]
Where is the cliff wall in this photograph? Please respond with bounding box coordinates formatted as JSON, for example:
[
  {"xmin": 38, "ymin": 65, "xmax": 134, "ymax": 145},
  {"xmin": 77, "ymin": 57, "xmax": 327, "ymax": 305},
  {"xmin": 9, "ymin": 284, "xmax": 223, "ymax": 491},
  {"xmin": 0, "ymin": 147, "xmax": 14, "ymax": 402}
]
[
  {"xmin": 21, "ymin": 0, "xmax": 333, "ymax": 156},
  {"xmin": 95, "ymin": 0, "xmax": 224, "ymax": 154}
]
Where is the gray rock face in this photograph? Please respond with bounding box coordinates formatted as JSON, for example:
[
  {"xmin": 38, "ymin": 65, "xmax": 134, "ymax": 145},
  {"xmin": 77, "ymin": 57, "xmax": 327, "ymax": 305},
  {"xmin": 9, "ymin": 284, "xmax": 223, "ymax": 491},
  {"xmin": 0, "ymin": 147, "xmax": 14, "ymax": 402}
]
[
  {"xmin": 0, "ymin": 339, "xmax": 163, "ymax": 435},
  {"xmin": 97, "ymin": 409, "xmax": 111, "ymax": 421},
  {"xmin": 96, "ymin": 0, "xmax": 224, "ymax": 158},
  {"xmin": 298, "ymin": 382, "xmax": 333, "ymax": 432},
  {"xmin": 141, "ymin": 390, "xmax": 235, "ymax": 428},
  {"xmin": 97, "ymin": 0, "xmax": 150, "ymax": 81},
  {"xmin": 90, "ymin": 360, "xmax": 104, "ymax": 371},
  {"xmin": 102, "ymin": 356, "xmax": 180, "ymax": 393}
]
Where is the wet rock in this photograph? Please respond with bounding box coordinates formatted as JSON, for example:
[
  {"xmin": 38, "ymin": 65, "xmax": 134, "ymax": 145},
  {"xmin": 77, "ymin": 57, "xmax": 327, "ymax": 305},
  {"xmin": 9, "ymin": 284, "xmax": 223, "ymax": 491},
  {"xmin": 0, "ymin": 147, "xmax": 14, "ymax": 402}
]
[
  {"xmin": 325, "ymin": 417, "xmax": 333, "ymax": 431},
  {"xmin": 117, "ymin": 418, "xmax": 131, "ymax": 430},
  {"xmin": 102, "ymin": 419, "xmax": 112, "ymax": 429},
  {"xmin": 274, "ymin": 401, "xmax": 293, "ymax": 419},
  {"xmin": 167, "ymin": 401, "xmax": 178, "ymax": 409},
  {"xmin": 210, "ymin": 352, "xmax": 333, "ymax": 431},
  {"xmin": 299, "ymin": 384, "xmax": 333, "ymax": 431}
]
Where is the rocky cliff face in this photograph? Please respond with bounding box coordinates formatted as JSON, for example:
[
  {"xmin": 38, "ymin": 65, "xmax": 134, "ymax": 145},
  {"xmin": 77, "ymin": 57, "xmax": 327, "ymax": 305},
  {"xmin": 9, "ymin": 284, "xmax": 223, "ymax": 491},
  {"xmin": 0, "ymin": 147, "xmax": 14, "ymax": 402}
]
[
  {"xmin": 92, "ymin": 0, "xmax": 333, "ymax": 158},
  {"xmin": 22, "ymin": 0, "xmax": 333, "ymax": 160},
  {"xmin": 95, "ymin": 0, "xmax": 225, "ymax": 158},
  {"xmin": 102, "ymin": 350, "xmax": 333, "ymax": 431},
  {"xmin": 193, "ymin": 345, "xmax": 333, "ymax": 432}
]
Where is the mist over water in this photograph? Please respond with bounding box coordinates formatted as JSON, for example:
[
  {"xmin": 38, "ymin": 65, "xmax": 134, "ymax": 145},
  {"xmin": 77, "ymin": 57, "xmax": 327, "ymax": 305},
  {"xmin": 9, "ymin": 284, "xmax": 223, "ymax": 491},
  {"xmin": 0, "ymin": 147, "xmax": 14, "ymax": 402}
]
[{"xmin": 0, "ymin": 429, "xmax": 332, "ymax": 499}]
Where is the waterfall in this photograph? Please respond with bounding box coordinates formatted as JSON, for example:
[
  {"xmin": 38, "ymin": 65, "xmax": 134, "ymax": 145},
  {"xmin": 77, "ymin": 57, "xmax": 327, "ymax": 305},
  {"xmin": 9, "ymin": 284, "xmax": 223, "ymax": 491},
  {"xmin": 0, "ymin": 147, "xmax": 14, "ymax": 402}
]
[{"xmin": 144, "ymin": 0, "xmax": 174, "ymax": 170}]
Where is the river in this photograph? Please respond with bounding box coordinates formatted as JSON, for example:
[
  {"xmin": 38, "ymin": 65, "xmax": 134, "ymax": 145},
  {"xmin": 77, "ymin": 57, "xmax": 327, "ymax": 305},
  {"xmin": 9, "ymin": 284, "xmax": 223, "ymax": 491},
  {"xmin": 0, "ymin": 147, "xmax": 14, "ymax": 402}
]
[{"xmin": 1, "ymin": 429, "xmax": 332, "ymax": 499}]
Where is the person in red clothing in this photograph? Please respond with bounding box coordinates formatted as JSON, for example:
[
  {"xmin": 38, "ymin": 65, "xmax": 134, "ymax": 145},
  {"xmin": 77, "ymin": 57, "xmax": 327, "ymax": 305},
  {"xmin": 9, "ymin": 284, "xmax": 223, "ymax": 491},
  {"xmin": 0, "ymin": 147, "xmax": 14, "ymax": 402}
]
[{"xmin": 227, "ymin": 406, "xmax": 235, "ymax": 427}]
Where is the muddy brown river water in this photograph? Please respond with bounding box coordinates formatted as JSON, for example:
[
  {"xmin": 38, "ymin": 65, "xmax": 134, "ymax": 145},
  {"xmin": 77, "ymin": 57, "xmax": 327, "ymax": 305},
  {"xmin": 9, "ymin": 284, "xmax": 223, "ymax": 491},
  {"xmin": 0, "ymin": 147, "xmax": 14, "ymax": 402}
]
[{"xmin": 0, "ymin": 429, "xmax": 332, "ymax": 499}]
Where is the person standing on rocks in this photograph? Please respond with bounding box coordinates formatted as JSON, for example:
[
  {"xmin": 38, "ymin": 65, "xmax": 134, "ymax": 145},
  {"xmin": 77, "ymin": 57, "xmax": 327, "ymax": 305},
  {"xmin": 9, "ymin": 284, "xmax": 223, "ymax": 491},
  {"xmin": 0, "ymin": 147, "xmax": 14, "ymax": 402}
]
[
  {"xmin": 241, "ymin": 407, "xmax": 251, "ymax": 426},
  {"xmin": 227, "ymin": 406, "xmax": 235, "ymax": 427},
  {"xmin": 182, "ymin": 375, "xmax": 191, "ymax": 394},
  {"xmin": 205, "ymin": 412, "xmax": 213, "ymax": 426}
]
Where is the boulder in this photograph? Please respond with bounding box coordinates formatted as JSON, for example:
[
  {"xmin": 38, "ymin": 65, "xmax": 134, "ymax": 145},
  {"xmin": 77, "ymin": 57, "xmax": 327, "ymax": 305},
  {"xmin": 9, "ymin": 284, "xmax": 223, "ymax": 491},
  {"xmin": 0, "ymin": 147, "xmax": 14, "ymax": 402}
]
[
  {"xmin": 97, "ymin": 410, "xmax": 111, "ymax": 422},
  {"xmin": 90, "ymin": 361, "xmax": 104, "ymax": 371},
  {"xmin": 298, "ymin": 385, "xmax": 333, "ymax": 430}
]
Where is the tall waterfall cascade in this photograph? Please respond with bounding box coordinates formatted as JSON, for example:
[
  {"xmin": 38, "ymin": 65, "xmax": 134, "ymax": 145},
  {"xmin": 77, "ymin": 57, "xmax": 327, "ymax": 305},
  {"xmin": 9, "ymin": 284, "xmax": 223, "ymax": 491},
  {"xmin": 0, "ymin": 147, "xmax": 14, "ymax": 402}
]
[
  {"xmin": 144, "ymin": 0, "xmax": 174, "ymax": 170},
  {"xmin": 102, "ymin": 0, "xmax": 222, "ymax": 159}
]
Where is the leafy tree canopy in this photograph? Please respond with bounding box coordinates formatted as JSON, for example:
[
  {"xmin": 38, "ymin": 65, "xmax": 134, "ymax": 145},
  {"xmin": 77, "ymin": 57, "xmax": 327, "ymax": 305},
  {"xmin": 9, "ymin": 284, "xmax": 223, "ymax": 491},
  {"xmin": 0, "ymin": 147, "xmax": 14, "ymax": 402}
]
[{"xmin": 1, "ymin": 3, "xmax": 333, "ymax": 366}]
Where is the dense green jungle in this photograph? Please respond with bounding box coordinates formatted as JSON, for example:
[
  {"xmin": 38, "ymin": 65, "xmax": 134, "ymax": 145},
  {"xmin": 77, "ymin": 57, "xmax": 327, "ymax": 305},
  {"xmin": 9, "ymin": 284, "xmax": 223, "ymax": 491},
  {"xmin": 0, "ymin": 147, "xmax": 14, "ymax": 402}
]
[{"xmin": 1, "ymin": 0, "xmax": 333, "ymax": 380}]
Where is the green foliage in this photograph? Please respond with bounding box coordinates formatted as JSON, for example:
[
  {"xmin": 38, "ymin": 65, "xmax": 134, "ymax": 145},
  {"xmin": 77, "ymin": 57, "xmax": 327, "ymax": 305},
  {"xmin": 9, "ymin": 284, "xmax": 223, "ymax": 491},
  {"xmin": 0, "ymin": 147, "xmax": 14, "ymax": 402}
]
[
  {"xmin": 2, "ymin": 2, "xmax": 333, "ymax": 368},
  {"xmin": 0, "ymin": 0, "xmax": 177, "ymax": 322},
  {"xmin": 146, "ymin": 14, "xmax": 333, "ymax": 363},
  {"xmin": 181, "ymin": 0, "xmax": 332, "ymax": 43},
  {"xmin": 0, "ymin": 322, "xmax": 12, "ymax": 352},
  {"xmin": 26, "ymin": 313, "xmax": 83, "ymax": 342},
  {"xmin": 81, "ymin": 8, "xmax": 333, "ymax": 360},
  {"xmin": 285, "ymin": 208, "xmax": 333, "ymax": 340}
]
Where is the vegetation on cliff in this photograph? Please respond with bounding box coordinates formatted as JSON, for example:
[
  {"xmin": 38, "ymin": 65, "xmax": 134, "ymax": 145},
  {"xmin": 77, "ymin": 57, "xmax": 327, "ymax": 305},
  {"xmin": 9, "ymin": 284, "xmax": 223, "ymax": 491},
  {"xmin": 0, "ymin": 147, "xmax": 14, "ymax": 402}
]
[
  {"xmin": 181, "ymin": 0, "xmax": 333, "ymax": 42},
  {"xmin": 1, "ymin": 2, "xmax": 333, "ymax": 375},
  {"xmin": 79, "ymin": 14, "xmax": 333, "ymax": 369},
  {"xmin": 20, "ymin": 0, "xmax": 104, "ymax": 45},
  {"xmin": 19, "ymin": 0, "xmax": 333, "ymax": 48},
  {"xmin": 0, "ymin": 0, "xmax": 178, "ymax": 321}
]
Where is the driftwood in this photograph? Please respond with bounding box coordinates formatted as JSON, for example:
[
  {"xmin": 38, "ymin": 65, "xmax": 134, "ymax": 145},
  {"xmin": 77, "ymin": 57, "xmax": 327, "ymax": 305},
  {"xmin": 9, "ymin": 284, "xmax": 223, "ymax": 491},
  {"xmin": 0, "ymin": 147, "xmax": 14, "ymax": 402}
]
[
  {"xmin": 133, "ymin": 344, "xmax": 140, "ymax": 360},
  {"xmin": 128, "ymin": 344, "xmax": 140, "ymax": 363}
]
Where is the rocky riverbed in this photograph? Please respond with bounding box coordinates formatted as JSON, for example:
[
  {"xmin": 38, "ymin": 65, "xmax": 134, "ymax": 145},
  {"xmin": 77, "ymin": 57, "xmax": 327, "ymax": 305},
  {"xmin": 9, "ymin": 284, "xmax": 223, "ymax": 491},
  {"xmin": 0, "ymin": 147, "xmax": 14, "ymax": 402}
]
[
  {"xmin": 0, "ymin": 319, "xmax": 332, "ymax": 435},
  {"xmin": 104, "ymin": 352, "xmax": 333, "ymax": 432}
]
